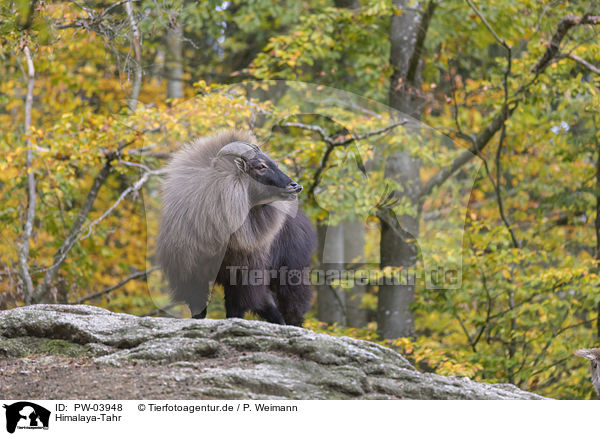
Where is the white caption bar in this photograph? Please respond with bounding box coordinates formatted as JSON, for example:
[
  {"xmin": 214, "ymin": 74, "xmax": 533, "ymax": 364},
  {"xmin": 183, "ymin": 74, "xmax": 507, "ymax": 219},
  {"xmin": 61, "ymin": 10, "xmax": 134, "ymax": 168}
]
[{"xmin": 0, "ymin": 400, "xmax": 594, "ymax": 436}]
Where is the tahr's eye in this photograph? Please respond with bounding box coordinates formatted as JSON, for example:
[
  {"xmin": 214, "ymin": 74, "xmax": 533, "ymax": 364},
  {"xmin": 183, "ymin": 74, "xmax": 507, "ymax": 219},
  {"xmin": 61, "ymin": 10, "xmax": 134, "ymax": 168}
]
[{"xmin": 257, "ymin": 163, "xmax": 268, "ymax": 170}]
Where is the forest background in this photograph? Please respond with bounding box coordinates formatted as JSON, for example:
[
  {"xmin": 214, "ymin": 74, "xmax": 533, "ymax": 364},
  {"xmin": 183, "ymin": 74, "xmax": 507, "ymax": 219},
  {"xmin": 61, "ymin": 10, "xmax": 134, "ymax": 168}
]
[{"xmin": 0, "ymin": 0, "xmax": 599, "ymax": 399}]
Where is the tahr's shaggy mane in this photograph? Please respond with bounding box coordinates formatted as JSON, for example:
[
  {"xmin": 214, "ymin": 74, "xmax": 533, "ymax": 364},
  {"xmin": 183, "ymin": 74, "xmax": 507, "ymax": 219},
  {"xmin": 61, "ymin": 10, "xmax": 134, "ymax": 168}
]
[{"xmin": 157, "ymin": 130, "xmax": 316, "ymax": 325}]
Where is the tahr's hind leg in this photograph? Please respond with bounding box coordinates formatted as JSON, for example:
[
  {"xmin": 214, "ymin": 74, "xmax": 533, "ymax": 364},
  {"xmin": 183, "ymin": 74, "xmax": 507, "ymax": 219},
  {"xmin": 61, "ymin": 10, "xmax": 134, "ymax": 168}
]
[
  {"xmin": 251, "ymin": 284, "xmax": 286, "ymax": 324},
  {"xmin": 274, "ymin": 282, "xmax": 312, "ymax": 326},
  {"xmin": 225, "ymin": 298, "xmax": 247, "ymax": 319},
  {"xmin": 255, "ymin": 298, "xmax": 286, "ymax": 325},
  {"xmin": 224, "ymin": 282, "xmax": 286, "ymax": 324}
]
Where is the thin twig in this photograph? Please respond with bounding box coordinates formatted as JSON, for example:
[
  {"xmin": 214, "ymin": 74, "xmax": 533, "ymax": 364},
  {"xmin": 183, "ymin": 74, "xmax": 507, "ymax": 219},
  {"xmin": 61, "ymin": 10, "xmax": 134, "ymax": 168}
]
[
  {"xmin": 34, "ymin": 152, "xmax": 120, "ymax": 301},
  {"xmin": 421, "ymin": 13, "xmax": 600, "ymax": 199},
  {"xmin": 495, "ymin": 60, "xmax": 520, "ymax": 247},
  {"xmin": 72, "ymin": 266, "xmax": 159, "ymax": 304},
  {"xmin": 531, "ymin": 14, "xmax": 600, "ymax": 75},
  {"xmin": 558, "ymin": 52, "xmax": 600, "ymax": 75},
  {"xmin": 81, "ymin": 168, "xmax": 165, "ymax": 240},
  {"xmin": 467, "ymin": 0, "xmax": 520, "ymax": 248},
  {"xmin": 494, "ymin": 120, "xmax": 521, "ymax": 248},
  {"xmin": 471, "ymin": 268, "xmax": 493, "ymax": 349},
  {"xmin": 118, "ymin": 158, "xmax": 151, "ymax": 172},
  {"xmin": 332, "ymin": 120, "xmax": 408, "ymax": 146},
  {"xmin": 55, "ymin": 0, "xmax": 136, "ymax": 29},
  {"xmin": 523, "ymin": 308, "xmax": 571, "ymax": 376},
  {"xmin": 280, "ymin": 122, "xmax": 329, "ymax": 140},
  {"xmin": 465, "ymin": 0, "xmax": 510, "ymax": 51},
  {"xmin": 454, "ymin": 310, "xmax": 474, "ymax": 348},
  {"xmin": 103, "ymin": 0, "xmax": 136, "ymax": 16},
  {"xmin": 281, "ymin": 120, "xmax": 406, "ymax": 197},
  {"xmin": 421, "ymin": 104, "xmax": 517, "ymax": 198}
]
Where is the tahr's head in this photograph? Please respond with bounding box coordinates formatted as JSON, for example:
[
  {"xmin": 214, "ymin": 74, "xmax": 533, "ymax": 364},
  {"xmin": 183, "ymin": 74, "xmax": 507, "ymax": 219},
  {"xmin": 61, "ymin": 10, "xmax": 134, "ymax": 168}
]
[{"xmin": 216, "ymin": 141, "xmax": 302, "ymax": 205}]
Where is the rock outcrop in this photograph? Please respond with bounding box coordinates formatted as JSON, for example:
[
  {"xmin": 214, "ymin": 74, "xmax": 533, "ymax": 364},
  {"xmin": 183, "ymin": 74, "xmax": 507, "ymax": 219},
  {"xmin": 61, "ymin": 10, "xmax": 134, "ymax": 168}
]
[{"xmin": 0, "ymin": 304, "xmax": 545, "ymax": 399}]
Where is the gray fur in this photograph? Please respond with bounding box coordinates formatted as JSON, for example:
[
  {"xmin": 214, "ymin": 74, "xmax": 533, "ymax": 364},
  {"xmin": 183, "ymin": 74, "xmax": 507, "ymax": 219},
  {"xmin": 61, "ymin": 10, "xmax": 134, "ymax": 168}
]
[{"xmin": 158, "ymin": 130, "xmax": 292, "ymax": 263}]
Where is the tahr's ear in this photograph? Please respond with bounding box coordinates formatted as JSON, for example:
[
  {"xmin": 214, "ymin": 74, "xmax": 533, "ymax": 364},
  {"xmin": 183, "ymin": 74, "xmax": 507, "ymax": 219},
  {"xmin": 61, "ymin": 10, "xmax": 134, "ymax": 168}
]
[{"xmin": 234, "ymin": 157, "xmax": 247, "ymax": 172}]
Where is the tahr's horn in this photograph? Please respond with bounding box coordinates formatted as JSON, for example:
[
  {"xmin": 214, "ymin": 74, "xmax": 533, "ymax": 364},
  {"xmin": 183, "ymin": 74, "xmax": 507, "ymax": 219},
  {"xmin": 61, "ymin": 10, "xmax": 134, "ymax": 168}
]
[{"xmin": 217, "ymin": 141, "xmax": 261, "ymax": 158}]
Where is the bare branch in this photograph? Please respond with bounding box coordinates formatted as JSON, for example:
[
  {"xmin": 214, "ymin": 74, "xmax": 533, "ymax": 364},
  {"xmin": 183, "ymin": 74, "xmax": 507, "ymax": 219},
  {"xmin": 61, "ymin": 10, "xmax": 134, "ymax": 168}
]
[
  {"xmin": 103, "ymin": 0, "xmax": 136, "ymax": 16},
  {"xmin": 422, "ymin": 13, "xmax": 600, "ymax": 199},
  {"xmin": 471, "ymin": 267, "xmax": 493, "ymax": 350},
  {"xmin": 421, "ymin": 104, "xmax": 517, "ymax": 198},
  {"xmin": 475, "ymin": 126, "xmax": 521, "ymax": 249},
  {"xmin": 466, "ymin": 0, "xmax": 519, "ymax": 248},
  {"xmin": 332, "ymin": 120, "xmax": 408, "ymax": 146},
  {"xmin": 559, "ymin": 52, "xmax": 600, "ymax": 75},
  {"xmin": 29, "ymin": 155, "xmax": 159, "ymax": 282},
  {"xmin": 127, "ymin": 149, "xmax": 172, "ymax": 159},
  {"xmin": 531, "ymin": 14, "xmax": 600, "ymax": 75},
  {"xmin": 80, "ymin": 167, "xmax": 166, "ymax": 240},
  {"xmin": 18, "ymin": 45, "xmax": 37, "ymax": 305},
  {"xmin": 308, "ymin": 141, "xmax": 336, "ymax": 198},
  {"xmin": 279, "ymin": 121, "xmax": 337, "ymax": 198},
  {"xmin": 465, "ymin": 0, "xmax": 510, "ymax": 51},
  {"xmin": 34, "ymin": 155, "xmax": 117, "ymax": 302},
  {"xmin": 280, "ymin": 122, "xmax": 329, "ymax": 141},
  {"xmin": 453, "ymin": 310, "xmax": 474, "ymax": 349},
  {"xmin": 281, "ymin": 120, "xmax": 407, "ymax": 197},
  {"xmin": 29, "ymin": 126, "xmax": 160, "ymax": 292},
  {"xmin": 55, "ymin": 0, "xmax": 136, "ymax": 30},
  {"xmin": 72, "ymin": 266, "xmax": 159, "ymax": 304},
  {"xmin": 125, "ymin": 0, "xmax": 142, "ymax": 111},
  {"xmin": 118, "ymin": 158, "xmax": 151, "ymax": 172},
  {"xmin": 494, "ymin": 119, "xmax": 521, "ymax": 249}
]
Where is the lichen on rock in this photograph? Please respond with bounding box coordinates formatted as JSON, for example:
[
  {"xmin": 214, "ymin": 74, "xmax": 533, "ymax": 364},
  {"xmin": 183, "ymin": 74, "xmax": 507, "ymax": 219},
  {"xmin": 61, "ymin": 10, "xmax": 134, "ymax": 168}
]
[{"xmin": 0, "ymin": 304, "xmax": 546, "ymax": 400}]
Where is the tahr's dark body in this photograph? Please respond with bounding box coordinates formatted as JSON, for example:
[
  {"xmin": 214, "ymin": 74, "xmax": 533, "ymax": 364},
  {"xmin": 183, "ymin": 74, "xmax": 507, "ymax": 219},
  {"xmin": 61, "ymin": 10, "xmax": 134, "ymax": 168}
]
[{"xmin": 216, "ymin": 206, "xmax": 316, "ymax": 326}]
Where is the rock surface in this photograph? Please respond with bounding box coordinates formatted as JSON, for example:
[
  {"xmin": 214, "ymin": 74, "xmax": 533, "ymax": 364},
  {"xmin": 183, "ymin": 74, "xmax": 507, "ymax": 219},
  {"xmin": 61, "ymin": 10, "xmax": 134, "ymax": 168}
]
[{"xmin": 0, "ymin": 304, "xmax": 545, "ymax": 399}]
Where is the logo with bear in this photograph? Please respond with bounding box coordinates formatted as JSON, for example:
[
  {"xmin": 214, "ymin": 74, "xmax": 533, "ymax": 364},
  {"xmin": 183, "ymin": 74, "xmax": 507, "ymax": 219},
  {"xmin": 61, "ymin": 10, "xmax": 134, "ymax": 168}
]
[{"xmin": 2, "ymin": 402, "xmax": 50, "ymax": 433}]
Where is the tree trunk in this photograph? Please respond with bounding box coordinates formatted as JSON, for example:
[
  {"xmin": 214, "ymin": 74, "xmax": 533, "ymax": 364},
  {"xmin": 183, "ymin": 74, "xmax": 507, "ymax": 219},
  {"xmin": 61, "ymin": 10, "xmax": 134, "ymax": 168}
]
[
  {"xmin": 18, "ymin": 45, "xmax": 36, "ymax": 305},
  {"xmin": 377, "ymin": 0, "xmax": 434, "ymax": 339},
  {"xmin": 387, "ymin": 0, "xmax": 428, "ymax": 118},
  {"xmin": 378, "ymin": 153, "xmax": 421, "ymax": 338},
  {"xmin": 313, "ymin": 0, "xmax": 363, "ymax": 327},
  {"xmin": 165, "ymin": 21, "xmax": 184, "ymax": 99},
  {"xmin": 344, "ymin": 219, "xmax": 367, "ymax": 327},
  {"xmin": 317, "ymin": 223, "xmax": 346, "ymax": 325}
]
